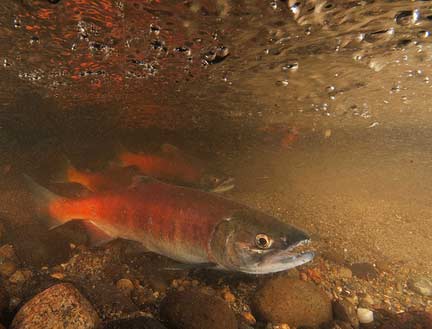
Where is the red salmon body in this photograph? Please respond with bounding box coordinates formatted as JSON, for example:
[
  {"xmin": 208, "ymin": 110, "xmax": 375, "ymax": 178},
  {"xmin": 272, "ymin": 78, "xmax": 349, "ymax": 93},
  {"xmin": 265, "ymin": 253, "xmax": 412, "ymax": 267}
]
[{"xmin": 48, "ymin": 179, "xmax": 240, "ymax": 263}]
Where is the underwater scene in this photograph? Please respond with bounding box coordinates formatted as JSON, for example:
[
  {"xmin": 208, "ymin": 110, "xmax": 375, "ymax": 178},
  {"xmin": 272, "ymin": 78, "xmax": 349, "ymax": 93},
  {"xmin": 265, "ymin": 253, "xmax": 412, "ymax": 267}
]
[{"xmin": 0, "ymin": 0, "xmax": 432, "ymax": 328}]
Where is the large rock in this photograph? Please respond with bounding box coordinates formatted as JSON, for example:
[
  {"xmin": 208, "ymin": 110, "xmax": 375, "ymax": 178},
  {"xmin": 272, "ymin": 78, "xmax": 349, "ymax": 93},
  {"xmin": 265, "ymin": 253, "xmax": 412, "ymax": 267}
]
[
  {"xmin": 103, "ymin": 317, "xmax": 168, "ymax": 329},
  {"xmin": 160, "ymin": 290, "xmax": 238, "ymax": 329},
  {"xmin": 252, "ymin": 277, "xmax": 332, "ymax": 327},
  {"xmin": 11, "ymin": 283, "xmax": 100, "ymax": 329}
]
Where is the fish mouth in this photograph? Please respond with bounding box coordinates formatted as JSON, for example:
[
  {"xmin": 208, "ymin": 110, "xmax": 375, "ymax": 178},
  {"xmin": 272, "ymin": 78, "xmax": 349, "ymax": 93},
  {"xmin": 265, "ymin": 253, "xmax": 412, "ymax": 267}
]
[
  {"xmin": 245, "ymin": 239, "xmax": 315, "ymax": 274},
  {"xmin": 210, "ymin": 177, "xmax": 235, "ymax": 193}
]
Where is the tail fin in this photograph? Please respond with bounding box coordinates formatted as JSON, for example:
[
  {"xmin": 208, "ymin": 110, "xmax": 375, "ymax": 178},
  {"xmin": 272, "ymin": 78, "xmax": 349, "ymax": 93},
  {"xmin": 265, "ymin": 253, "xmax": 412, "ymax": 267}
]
[{"xmin": 23, "ymin": 174, "xmax": 64, "ymax": 228}]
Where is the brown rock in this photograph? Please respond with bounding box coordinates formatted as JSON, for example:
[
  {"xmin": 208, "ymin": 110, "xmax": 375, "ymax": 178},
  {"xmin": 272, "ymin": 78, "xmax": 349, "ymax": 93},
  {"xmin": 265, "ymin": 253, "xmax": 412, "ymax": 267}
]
[
  {"xmin": 160, "ymin": 290, "xmax": 238, "ymax": 329},
  {"xmin": 11, "ymin": 283, "xmax": 100, "ymax": 329},
  {"xmin": 332, "ymin": 299, "xmax": 359, "ymax": 328},
  {"xmin": 252, "ymin": 277, "xmax": 332, "ymax": 327},
  {"xmin": 0, "ymin": 262, "xmax": 16, "ymax": 277},
  {"xmin": 116, "ymin": 278, "xmax": 134, "ymax": 296}
]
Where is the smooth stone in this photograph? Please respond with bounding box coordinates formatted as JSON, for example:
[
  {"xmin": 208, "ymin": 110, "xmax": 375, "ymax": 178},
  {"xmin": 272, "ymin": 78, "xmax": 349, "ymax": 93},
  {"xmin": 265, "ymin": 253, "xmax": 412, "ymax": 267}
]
[
  {"xmin": 102, "ymin": 317, "xmax": 168, "ymax": 329},
  {"xmin": 357, "ymin": 308, "xmax": 373, "ymax": 324},
  {"xmin": 0, "ymin": 262, "xmax": 16, "ymax": 277},
  {"xmin": 160, "ymin": 290, "xmax": 238, "ymax": 329},
  {"xmin": 11, "ymin": 283, "xmax": 100, "ymax": 329},
  {"xmin": 407, "ymin": 276, "xmax": 432, "ymax": 296},
  {"xmin": 252, "ymin": 277, "xmax": 332, "ymax": 327}
]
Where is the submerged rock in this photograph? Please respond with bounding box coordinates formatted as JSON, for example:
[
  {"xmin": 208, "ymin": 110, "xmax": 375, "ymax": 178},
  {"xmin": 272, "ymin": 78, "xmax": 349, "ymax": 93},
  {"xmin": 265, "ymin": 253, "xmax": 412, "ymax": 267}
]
[
  {"xmin": 407, "ymin": 276, "xmax": 432, "ymax": 297},
  {"xmin": 160, "ymin": 290, "xmax": 238, "ymax": 329},
  {"xmin": 102, "ymin": 317, "xmax": 168, "ymax": 329},
  {"xmin": 11, "ymin": 283, "xmax": 100, "ymax": 329},
  {"xmin": 332, "ymin": 299, "xmax": 359, "ymax": 328},
  {"xmin": 252, "ymin": 277, "xmax": 332, "ymax": 327}
]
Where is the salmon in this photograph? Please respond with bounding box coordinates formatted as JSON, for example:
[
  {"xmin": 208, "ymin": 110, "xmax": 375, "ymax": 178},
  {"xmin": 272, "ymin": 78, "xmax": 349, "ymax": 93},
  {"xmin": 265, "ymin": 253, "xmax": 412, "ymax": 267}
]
[
  {"xmin": 27, "ymin": 176, "xmax": 314, "ymax": 274},
  {"xmin": 55, "ymin": 144, "xmax": 234, "ymax": 193}
]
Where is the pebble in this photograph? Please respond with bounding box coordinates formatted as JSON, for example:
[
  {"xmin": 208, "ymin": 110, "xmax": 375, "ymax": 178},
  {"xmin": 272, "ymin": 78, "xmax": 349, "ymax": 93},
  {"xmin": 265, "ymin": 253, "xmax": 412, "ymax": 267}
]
[
  {"xmin": 222, "ymin": 289, "xmax": 236, "ymax": 303},
  {"xmin": 0, "ymin": 244, "xmax": 16, "ymax": 260},
  {"xmin": 359, "ymin": 294, "xmax": 374, "ymax": 308},
  {"xmin": 241, "ymin": 312, "xmax": 256, "ymax": 325},
  {"xmin": 407, "ymin": 276, "xmax": 432, "ymax": 296},
  {"xmin": 116, "ymin": 278, "xmax": 135, "ymax": 296},
  {"xmin": 160, "ymin": 290, "xmax": 238, "ymax": 329},
  {"xmin": 50, "ymin": 272, "xmax": 65, "ymax": 280},
  {"xmin": 0, "ymin": 261, "xmax": 16, "ymax": 277},
  {"xmin": 11, "ymin": 283, "xmax": 100, "ymax": 329},
  {"xmin": 349, "ymin": 263, "xmax": 378, "ymax": 280},
  {"xmin": 357, "ymin": 308, "xmax": 374, "ymax": 324},
  {"xmin": 9, "ymin": 270, "xmax": 27, "ymax": 284},
  {"xmin": 252, "ymin": 277, "xmax": 332, "ymax": 327},
  {"xmin": 332, "ymin": 299, "xmax": 359, "ymax": 328},
  {"xmin": 337, "ymin": 267, "xmax": 353, "ymax": 279},
  {"xmin": 102, "ymin": 316, "xmax": 168, "ymax": 329}
]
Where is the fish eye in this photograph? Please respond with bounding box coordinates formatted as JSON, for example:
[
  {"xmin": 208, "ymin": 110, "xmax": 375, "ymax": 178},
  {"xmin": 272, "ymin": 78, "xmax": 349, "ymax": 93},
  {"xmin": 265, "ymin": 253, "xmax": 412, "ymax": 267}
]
[{"xmin": 255, "ymin": 234, "xmax": 272, "ymax": 249}]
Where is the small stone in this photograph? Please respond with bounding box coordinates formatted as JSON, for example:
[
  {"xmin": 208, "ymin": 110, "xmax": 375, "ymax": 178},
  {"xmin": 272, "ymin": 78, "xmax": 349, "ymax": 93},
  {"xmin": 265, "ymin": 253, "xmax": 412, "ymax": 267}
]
[
  {"xmin": 332, "ymin": 299, "xmax": 359, "ymax": 328},
  {"xmin": 359, "ymin": 294, "xmax": 374, "ymax": 308},
  {"xmin": 252, "ymin": 277, "xmax": 332, "ymax": 327},
  {"xmin": 241, "ymin": 312, "xmax": 256, "ymax": 325},
  {"xmin": 273, "ymin": 324, "xmax": 290, "ymax": 329},
  {"xmin": 0, "ymin": 262, "xmax": 16, "ymax": 277},
  {"xmin": 350, "ymin": 263, "xmax": 378, "ymax": 280},
  {"xmin": 132, "ymin": 286, "xmax": 156, "ymax": 306},
  {"xmin": 222, "ymin": 289, "xmax": 236, "ymax": 303},
  {"xmin": 407, "ymin": 276, "xmax": 432, "ymax": 296},
  {"xmin": 337, "ymin": 267, "xmax": 353, "ymax": 279},
  {"xmin": 357, "ymin": 308, "xmax": 373, "ymax": 324},
  {"xmin": 116, "ymin": 278, "xmax": 134, "ymax": 296},
  {"xmin": 0, "ymin": 245, "xmax": 16, "ymax": 260},
  {"xmin": 102, "ymin": 316, "xmax": 168, "ymax": 329},
  {"xmin": 11, "ymin": 283, "xmax": 100, "ymax": 329},
  {"xmin": 160, "ymin": 290, "xmax": 238, "ymax": 329},
  {"xmin": 50, "ymin": 272, "xmax": 65, "ymax": 280},
  {"xmin": 9, "ymin": 271, "xmax": 26, "ymax": 284}
]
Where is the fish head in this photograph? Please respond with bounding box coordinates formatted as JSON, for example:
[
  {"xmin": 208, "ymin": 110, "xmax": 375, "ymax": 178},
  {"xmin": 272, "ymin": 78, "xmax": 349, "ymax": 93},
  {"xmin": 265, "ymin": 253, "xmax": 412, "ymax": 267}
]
[
  {"xmin": 209, "ymin": 209, "xmax": 314, "ymax": 274},
  {"xmin": 200, "ymin": 173, "xmax": 235, "ymax": 193}
]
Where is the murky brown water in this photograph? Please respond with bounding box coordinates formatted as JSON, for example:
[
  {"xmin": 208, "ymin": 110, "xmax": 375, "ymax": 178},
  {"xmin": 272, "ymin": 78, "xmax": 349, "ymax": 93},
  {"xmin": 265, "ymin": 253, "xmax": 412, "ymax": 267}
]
[{"xmin": 1, "ymin": 0, "xmax": 432, "ymax": 297}]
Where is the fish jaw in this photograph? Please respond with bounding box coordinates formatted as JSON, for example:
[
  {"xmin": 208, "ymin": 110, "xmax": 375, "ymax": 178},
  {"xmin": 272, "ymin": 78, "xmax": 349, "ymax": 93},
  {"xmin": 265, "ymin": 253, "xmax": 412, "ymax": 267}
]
[
  {"xmin": 209, "ymin": 177, "xmax": 235, "ymax": 193},
  {"xmin": 240, "ymin": 240, "xmax": 315, "ymax": 274}
]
